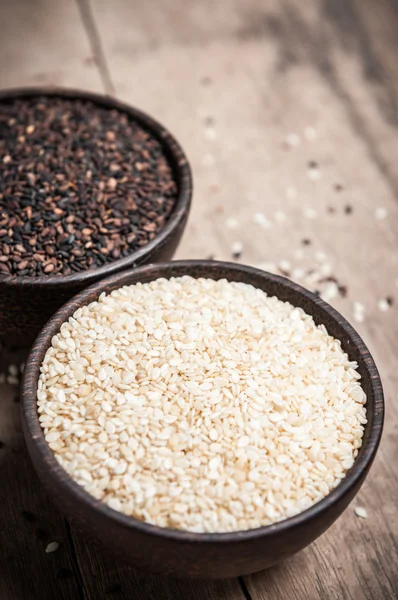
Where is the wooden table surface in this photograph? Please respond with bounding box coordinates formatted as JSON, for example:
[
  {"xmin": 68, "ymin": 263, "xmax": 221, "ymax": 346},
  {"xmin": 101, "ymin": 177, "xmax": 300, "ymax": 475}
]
[{"xmin": 1, "ymin": 1, "xmax": 397, "ymax": 598}]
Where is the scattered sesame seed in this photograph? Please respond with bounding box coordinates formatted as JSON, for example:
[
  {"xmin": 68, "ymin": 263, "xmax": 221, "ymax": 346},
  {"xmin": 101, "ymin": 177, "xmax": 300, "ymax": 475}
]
[
  {"xmin": 302, "ymin": 208, "xmax": 317, "ymax": 220},
  {"xmin": 354, "ymin": 507, "xmax": 368, "ymax": 519},
  {"xmin": 279, "ymin": 259, "xmax": 291, "ymax": 273},
  {"xmin": 45, "ymin": 542, "xmax": 59, "ymax": 553},
  {"xmin": 334, "ymin": 184, "xmax": 344, "ymax": 192},
  {"xmin": 8, "ymin": 364, "xmax": 18, "ymax": 377},
  {"xmin": 292, "ymin": 268, "xmax": 305, "ymax": 280},
  {"xmin": 209, "ymin": 184, "xmax": 220, "ymax": 194},
  {"xmin": 204, "ymin": 127, "xmax": 217, "ymax": 141},
  {"xmin": 285, "ymin": 187, "xmax": 297, "ymax": 200},
  {"xmin": 375, "ymin": 207, "xmax": 388, "ymax": 220},
  {"xmin": 307, "ymin": 163, "xmax": 321, "ymax": 181},
  {"xmin": 304, "ymin": 127, "xmax": 317, "ymax": 141},
  {"xmin": 225, "ymin": 217, "xmax": 239, "ymax": 230},
  {"xmin": 274, "ymin": 211, "xmax": 287, "ymax": 223},
  {"xmin": 37, "ymin": 277, "xmax": 367, "ymax": 533},
  {"xmin": 321, "ymin": 282, "xmax": 339, "ymax": 302},
  {"xmin": 353, "ymin": 302, "xmax": 366, "ymax": 323},
  {"xmin": 200, "ymin": 76, "xmax": 212, "ymax": 86},
  {"xmin": 285, "ymin": 133, "xmax": 301, "ymax": 147},
  {"xmin": 315, "ymin": 251, "xmax": 327, "ymax": 263},
  {"xmin": 319, "ymin": 263, "xmax": 332, "ymax": 277},
  {"xmin": 231, "ymin": 241, "xmax": 243, "ymax": 259},
  {"xmin": 377, "ymin": 298, "xmax": 390, "ymax": 312},
  {"xmin": 302, "ymin": 239, "xmax": 311, "ymax": 246},
  {"xmin": 253, "ymin": 212, "xmax": 271, "ymax": 228}
]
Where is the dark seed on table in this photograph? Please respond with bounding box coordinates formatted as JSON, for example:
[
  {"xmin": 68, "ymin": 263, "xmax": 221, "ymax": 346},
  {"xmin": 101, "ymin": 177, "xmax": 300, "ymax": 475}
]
[
  {"xmin": 345, "ymin": 205, "xmax": 353, "ymax": 214},
  {"xmin": 35, "ymin": 528, "xmax": 49, "ymax": 541},
  {"xmin": 301, "ymin": 238, "xmax": 311, "ymax": 246},
  {"xmin": 21, "ymin": 510, "xmax": 36, "ymax": 523},
  {"xmin": 0, "ymin": 96, "xmax": 177, "ymax": 277},
  {"xmin": 57, "ymin": 568, "xmax": 73, "ymax": 579}
]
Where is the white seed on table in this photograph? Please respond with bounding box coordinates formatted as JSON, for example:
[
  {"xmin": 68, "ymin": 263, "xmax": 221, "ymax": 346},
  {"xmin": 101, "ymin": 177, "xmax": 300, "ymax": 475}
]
[
  {"xmin": 274, "ymin": 211, "xmax": 286, "ymax": 223},
  {"xmin": 375, "ymin": 207, "xmax": 387, "ymax": 220},
  {"xmin": 302, "ymin": 207, "xmax": 317, "ymax": 219},
  {"xmin": 8, "ymin": 364, "xmax": 18, "ymax": 377},
  {"xmin": 285, "ymin": 187, "xmax": 297, "ymax": 199},
  {"xmin": 37, "ymin": 276, "xmax": 366, "ymax": 533},
  {"xmin": 354, "ymin": 506, "xmax": 368, "ymax": 519},
  {"xmin": 253, "ymin": 212, "xmax": 271, "ymax": 228},
  {"xmin": 225, "ymin": 217, "xmax": 239, "ymax": 229},
  {"xmin": 304, "ymin": 126, "xmax": 317, "ymax": 140},
  {"xmin": 45, "ymin": 542, "xmax": 59, "ymax": 553},
  {"xmin": 285, "ymin": 133, "xmax": 301, "ymax": 147},
  {"xmin": 377, "ymin": 298, "xmax": 390, "ymax": 312}
]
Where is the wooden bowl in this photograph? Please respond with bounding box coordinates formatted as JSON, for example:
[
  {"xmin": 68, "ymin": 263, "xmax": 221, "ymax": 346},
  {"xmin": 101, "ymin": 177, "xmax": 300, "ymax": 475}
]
[
  {"xmin": 0, "ymin": 87, "xmax": 192, "ymax": 348},
  {"xmin": 21, "ymin": 261, "xmax": 384, "ymax": 579}
]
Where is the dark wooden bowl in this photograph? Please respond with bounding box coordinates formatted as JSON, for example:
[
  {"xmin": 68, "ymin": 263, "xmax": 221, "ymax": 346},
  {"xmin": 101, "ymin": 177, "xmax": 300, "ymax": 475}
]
[
  {"xmin": 0, "ymin": 87, "xmax": 192, "ymax": 348},
  {"xmin": 21, "ymin": 261, "xmax": 384, "ymax": 579}
]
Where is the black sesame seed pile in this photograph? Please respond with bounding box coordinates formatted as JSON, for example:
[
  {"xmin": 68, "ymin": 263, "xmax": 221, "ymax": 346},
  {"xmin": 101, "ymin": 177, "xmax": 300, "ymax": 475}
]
[{"xmin": 0, "ymin": 97, "xmax": 177, "ymax": 277}]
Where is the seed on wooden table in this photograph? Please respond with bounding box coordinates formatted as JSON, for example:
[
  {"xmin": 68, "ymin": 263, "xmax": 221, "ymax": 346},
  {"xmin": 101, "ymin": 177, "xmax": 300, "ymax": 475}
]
[
  {"xmin": 0, "ymin": 96, "xmax": 177, "ymax": 277},
  {"xmin": 45, "ymin": 541, "xmax": 59, "ymax": 553}
]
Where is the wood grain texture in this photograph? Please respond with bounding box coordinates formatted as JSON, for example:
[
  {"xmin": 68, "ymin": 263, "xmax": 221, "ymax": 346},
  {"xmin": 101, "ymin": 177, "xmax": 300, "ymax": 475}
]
[
  {"xmin": 69, "ymin": 536, "xmax": 246, "ymax": 600},
  {"xmin": 1, "ymin": 0, "xmax": 398, "ymax": 596},
  {"xmin": 0, "ymin": 349, "xmax": 83, "ymax": 600},
  {"xmin": 0, "ymin": 0, "xmax": 102, "ymax": 91}
]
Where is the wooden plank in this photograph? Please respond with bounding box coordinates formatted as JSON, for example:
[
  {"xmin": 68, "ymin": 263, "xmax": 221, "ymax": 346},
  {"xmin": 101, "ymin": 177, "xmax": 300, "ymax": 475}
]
[
  {"xmin": 0, "ymin": 0, "xmax": 102, "ymax": 90},
  {"xmin": 70, "ymin": 535, "xmax": 246, "ymax": 600},
  {"xmin": 0, "ymin": 350, "xmax": 83, "ymax": 600},
  {"xmin": 90, "ymin": 0, "xmax": 398, "ymax": 598}
]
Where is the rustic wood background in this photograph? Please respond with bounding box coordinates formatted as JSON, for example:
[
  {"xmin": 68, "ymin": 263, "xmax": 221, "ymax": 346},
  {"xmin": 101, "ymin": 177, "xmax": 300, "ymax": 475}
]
[{"xmin": 0, "ymin": 0, "xmax": 397, "ymax": 598}]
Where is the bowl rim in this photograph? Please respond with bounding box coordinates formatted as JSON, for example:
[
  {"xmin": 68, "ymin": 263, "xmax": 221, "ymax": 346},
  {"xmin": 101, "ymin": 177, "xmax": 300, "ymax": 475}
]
[
  {"xmin": 0, "ymin": 86, "xmax": 192, "ymax": 287},
  {"xmin": 22, "ymin": 260, "xmax": 384, "ymax": 543}
]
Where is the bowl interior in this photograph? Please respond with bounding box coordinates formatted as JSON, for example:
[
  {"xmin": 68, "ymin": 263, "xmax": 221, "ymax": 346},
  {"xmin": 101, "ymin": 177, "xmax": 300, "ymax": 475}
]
[{"xmin": 22, "ymin": 260, "xmax": 384, "ymax": 542}]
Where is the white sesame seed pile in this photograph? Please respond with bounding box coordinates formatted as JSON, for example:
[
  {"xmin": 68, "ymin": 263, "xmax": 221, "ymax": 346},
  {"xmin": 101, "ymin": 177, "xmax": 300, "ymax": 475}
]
[{"xmin": 37, "ymin": 276, "xmax": 367, "ymax": 533}]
